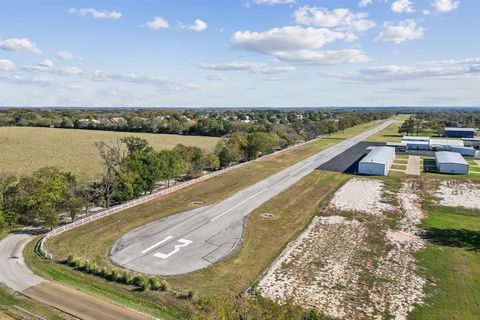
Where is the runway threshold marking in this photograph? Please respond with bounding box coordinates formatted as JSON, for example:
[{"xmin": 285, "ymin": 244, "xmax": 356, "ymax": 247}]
[
  {"xmin": 153, "ymin": 239, "xmax": 193, "ymax": 259},
  {"xmin": 210, "ymin": 188, "xmax": 268, "ymax": 222},
  {"xmin": 141, "ymin": 236, "xmax": 173, "ymax": 254}
]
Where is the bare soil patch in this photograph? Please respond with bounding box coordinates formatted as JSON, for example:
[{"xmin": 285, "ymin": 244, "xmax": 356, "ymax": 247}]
[
  {"xmin": 259, "ymin": 179, "xmax": 426, "ymax": 320},
  {"xmin": 329, "ymin": 178, "xmax": 394, "ymax": 216},
  {"xmin": 436, "ymin": 180, "xmax": 480, "ymax": 210}
]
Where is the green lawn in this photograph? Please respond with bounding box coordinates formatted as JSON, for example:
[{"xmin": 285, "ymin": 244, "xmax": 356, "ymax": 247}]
[
  {"xmin": 409, "ymin": 206, "xmax": 480, "ymax": 320},
  {"xmin": 0, "ymin": 127, "xmax": 219, "ymax": 183}
]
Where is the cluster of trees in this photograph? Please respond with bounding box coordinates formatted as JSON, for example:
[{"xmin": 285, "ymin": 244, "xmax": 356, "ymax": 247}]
[
  {"xmin": 398, "ymin": 111, "xmax": 480, "ymax": 136},
  {"xmin": 0, "ymin": 168, "xmax": 86, "ymax": 229},
  {"xmin": 0, "ymin": 108, "xmax": 393, "ymax": 138}
]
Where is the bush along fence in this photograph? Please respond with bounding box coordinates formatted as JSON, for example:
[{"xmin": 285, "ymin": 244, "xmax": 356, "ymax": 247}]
[
  {"xmin": 63, "ymin": 254, "xmax": 202, "ymax": 299},
  {"xmin": 39, "ymin": 138, "xmax": 317, "ymax": 259}
]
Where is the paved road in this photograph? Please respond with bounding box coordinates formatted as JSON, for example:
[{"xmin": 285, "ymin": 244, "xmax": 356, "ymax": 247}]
[
  {"xmin": 0, "ymin": 230, "xmax": 152, "ymax": 320},
  {"xmin": 111, "ymin": 120, "xmax": 393, "ymax": 276}
]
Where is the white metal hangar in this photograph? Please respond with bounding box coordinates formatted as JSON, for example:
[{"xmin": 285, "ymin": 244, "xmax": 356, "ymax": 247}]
[
  {"xmin": 358, "ymin": 146, "xmax": 396, "ymax": 176},
  {"xmin": 435, "ymin": 151, "xmax": 469, "ymax": 175}
]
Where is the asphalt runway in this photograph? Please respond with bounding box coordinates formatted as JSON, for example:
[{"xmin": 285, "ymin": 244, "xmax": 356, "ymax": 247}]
[{"xmin": 110, "ymin": 120, "xmax": 394, "ymax": 276}]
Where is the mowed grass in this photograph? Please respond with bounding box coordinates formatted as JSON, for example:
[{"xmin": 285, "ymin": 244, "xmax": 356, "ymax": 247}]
[
  {"xmin": 0, "ymin": 127, "xmax": 219, "ymax": 182},
  {"xmin": 410, "ymin": 206, "xmax": 480, "ymax": 320},
  {"xmin": 366, "ymin": 114, "xmax": 409, "ymax": 143}
]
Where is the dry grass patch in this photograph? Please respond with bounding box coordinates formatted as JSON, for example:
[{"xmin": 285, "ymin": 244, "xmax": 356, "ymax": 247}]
[{"xmin": 0, "ymin": 127, "xmax": 219, "ymax": 182}]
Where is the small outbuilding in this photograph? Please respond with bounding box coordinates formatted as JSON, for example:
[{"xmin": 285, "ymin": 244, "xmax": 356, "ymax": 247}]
[
  {"xmin": 358, "ymin": 146, "xmax": 395, "ymax": 176},
  {"xmin": 450, "ymin": 146, "xmax": 477, "ymax": 157},
  {"xmin": 435, "ymin": 151, "xmax": 469, "ymax": 175},
  {"xmin": 402, "ymin": 136, "xmax": 430, "ymax": 142},
  {"xmin": 444, "ymin": 127, "xmax": 475, "ymax": 138}
]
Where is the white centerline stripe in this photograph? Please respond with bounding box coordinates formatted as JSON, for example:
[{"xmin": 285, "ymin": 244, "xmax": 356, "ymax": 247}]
[
  {"xmin": 210, "ymin": 188, "xmax": 268, "ymax": 222},
  {"xmin": 141, "ymin": 236, "xmax": 173, "ymax": 254}
]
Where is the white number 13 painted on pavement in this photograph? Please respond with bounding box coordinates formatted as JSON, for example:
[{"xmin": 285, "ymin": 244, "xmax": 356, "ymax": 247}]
[{"xmin": 154, "ymin": 238, "xmax": 193, "ymax": 259}]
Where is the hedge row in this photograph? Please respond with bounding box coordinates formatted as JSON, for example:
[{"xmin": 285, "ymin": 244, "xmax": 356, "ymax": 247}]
[{"xmin": 65, "ymin": 254, "xmax": 170, "ymax": 292}]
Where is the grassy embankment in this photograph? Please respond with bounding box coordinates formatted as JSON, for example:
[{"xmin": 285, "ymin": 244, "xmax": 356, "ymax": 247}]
[
  {"xmin": 23, "ymin": 120, "xmax": 384, "ymax": 317},
  {"xmin": 409, "ymin": 204, "xmax": 480, "ymax": 320},
  {"xmin": 0, "ymin": 127, "xmax": 219, "ymax": 182}
]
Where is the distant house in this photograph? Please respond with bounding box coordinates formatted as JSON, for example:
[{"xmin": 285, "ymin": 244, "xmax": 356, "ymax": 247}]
[{"xmin": 444, "ymin": 127, "xmax": 475, "ymax": 138}]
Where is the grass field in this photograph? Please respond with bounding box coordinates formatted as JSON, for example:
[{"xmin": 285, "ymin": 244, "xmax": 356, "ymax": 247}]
[
  {"xmin": 0, "ymin": 127, "xmax": 219, "ymax": 182},
  {"xmin": 409, "ymin": 205, "xmax": 480, "ymax": 320}
]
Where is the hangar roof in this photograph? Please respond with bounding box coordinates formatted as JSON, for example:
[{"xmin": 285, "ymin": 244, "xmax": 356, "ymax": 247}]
[
  {"xmin": 360, "ymin": 146, "xmax": 395, "ymax": 165},
  {"xmin": 435, "ymin": 151, "xmax": 468, "ymax": 165}
]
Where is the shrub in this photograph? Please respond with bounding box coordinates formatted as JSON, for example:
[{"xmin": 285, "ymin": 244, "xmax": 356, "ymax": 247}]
[
  {"xmin": 99, "ymin": 266, "xmax": 109, "ymax": 279},
  {"xmin": 121, "ymin": 272, "xmax": 133, "ymax": 285},
  {"xmin": 86, "ymin": 262, "xmax": 97, "ymax": 274},
  {"xmin": 187, "ymin": 289, "xmax": 196, "ymax": 300},
  {"xmin": 149, "ymin": 277, "xmax": 161, "ymax": 291},
  {"xmin": 138, "ymin": 277, "xmax": 150, "ymax": 291},
  {"xmin": 76, "ymin": 260, "xmax": 86, "ymax": 271},
  {"xmin": 109, "ymin": 270, "xmax": 121, "ymax": 282},
  {"xmin": 132, "ymin": 275, "xmax": 144, "ymax": 287},
  {"xmin": 66, "ymin": 254, "xmax": 75, "ymax": 265},
  {"xmin": 159, "ymin": 280, "xmax": 170, "ymax": 292}
]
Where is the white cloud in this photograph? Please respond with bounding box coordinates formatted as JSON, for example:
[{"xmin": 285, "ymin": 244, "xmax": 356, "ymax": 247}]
[
  {"xmin": 419, "ymin": 57, "xmax": 480, "ymax": 65},
  {"xmin": 432, "ymin": 0, "xmax": 459, "ymax": 12},
  {"xmin": 0, "ymin": 38, "xmax": 42, "ymax": 55},
  {"xmin": 179, "ymin": 19, "xmax": 208, "ymax": 32},
  {"xmin": 375, "ymin": 19, "xmax": 425, "ymax": 44},
  {"xmin": 91, "ymin": 70, "xmax": 198, "ymax": 92},
  {"xmin": 56, "ymin": 51, "xmax": 75, "ymax": 60},
  {"xmin": 68, "ymin": 8, "xmax": 122, "ymax": 20},
  {"xmin": 249, "ymin": 0, "xmax": 296, "ymax": 5},
  {"xmin": 206, "ymin": 73, "xmax": 228, "ymax": 81},
  {"xmin": 391, "ymin": 0, "xmax": 415, "ymax": 13},
  {"xmin": 146, "ymin": 17, "xmax": 170, "ymax": 30},
  {"xmin": 359, "ymin": 0, "xmax": 373, "ymax": 7},
  {"xmin": 422, "ymin": 9, "xmax": 432, "ymax": 15},
  {"xmin": 231, "ymin": 26, "xmax": 368, "ymax": 64},
  {"xmin": 274, "ymin": 49, "xmax": 370, "ymax": 64},
  {"xmin": 38, "ymin": 59, "xmax": 54, "ymax": 68},
  {"xmin": 0, "ymin": 59, "xmax": 15, "ymax": 71},
  {"xmin": 198, "ymin": 61, "xmax": 295, "ymax": 74},
  {"xmin": 23, "ymin": 61, "xmax": 82, "ymax": 75},
  {"xmin": 232, "ymin": 26, "xmax": 346, "ymax": 54},
  {"xmin": 293, "ymin": 6, "xmax": 375, "ymax": 32},
  {"xmin": 340, "ymin": 60, "xmax": 480, "ymax": 81}
]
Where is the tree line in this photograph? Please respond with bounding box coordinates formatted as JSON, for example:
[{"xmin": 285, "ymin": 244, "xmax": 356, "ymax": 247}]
[
  {"xmin": 0, "ymin": 108, "xmax": 393, "ymax": 137},
  {"xmin": 398, "ymin": 111, "xmax": 480, "ymax": 136}
]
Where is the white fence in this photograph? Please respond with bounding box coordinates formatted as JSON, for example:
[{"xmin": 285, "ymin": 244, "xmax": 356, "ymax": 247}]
[{"xmin": 39, "ymin": 138, "xmax": 315, "ymax": 259}]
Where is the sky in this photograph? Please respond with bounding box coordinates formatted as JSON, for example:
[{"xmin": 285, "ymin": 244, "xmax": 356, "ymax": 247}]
[{"xmin": 0, "ymin": 0, "xmax": 479, "ymax": 107}]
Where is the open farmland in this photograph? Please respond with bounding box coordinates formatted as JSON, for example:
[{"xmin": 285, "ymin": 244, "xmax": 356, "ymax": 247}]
[{"xmin": 0, "ymin": 127, "xmax": 219, "ymax": 182}]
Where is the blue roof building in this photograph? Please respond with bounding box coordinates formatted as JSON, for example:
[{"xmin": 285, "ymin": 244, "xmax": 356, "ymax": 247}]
[{"xmin": 444, "ymin": 127, "xmax": 475, "ymax": 138}]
